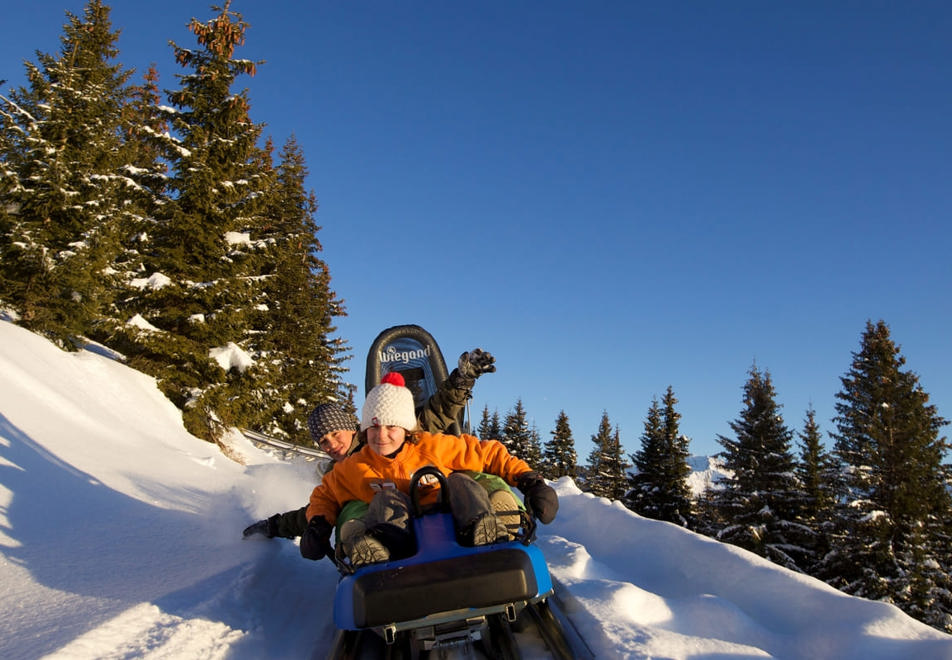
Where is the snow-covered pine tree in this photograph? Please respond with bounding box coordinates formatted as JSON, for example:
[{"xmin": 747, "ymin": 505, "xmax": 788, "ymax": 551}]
[
  {"xmin": 606, "ymin": 427, "xmax": 630, "ymax": 500},
  {"xmin": 0, "ymin": 1, "xmax": 131, "ymax": 347},
  {"xmin": 476, "ymin": 405, "xmax": 501, "ymax": 441},
  {"xmin": 628, "ymin": 386, "xmax": 693, "ymax": 526},
  {"xmin": 797, "ymin": 407, "xmax": 835, "ymax": 520},
  {"xmin": 659, "ymin": 387, "xmax": 694, "ymax": 523},
  {"xmin": 795, "ymin": 407, "xmax": 835, "ymax": 572},
  {"xmin": 119, "ymin": 65, "xmax": 169, "ymax": 190},
  {"xmin": 585, "ymin": 411, "xmax": 611, "ymax": 497},
  {"xmin": 242, "ymin": 136, "xmax": 349, "ymax": 441},
  {"xmin": 627, "ymin": 397, "xmax": 664, "ymax": 514},
  {"xmin": 501, "ymin": 399, "xmax": 533, "ymax": 460},
  {"xmin": 542, "ymin": 410, "xmax": 578, "ymax": 480},
  {"xmin": 586, "ymin": 411, "xmax": 628, "ymax": 500},
  {"xmin": 526, "ymin": 423, "xmax": 543, "ymax": 468},
  {"xmin": 820, "ymin": 320, "xmax": 952, "ymax": 632},
  {"xmin": 114, "ymin": 2, "xmax": 275, "ymax": 438},
  {"xmin": 709, "ymin": 365, "xmax": 812, "ymax": 571},
  {"xmin": 106, "ymin": 64, "xmax": 170, "ymax": 306}
]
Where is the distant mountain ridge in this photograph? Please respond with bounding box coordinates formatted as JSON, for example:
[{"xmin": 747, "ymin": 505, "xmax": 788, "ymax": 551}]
[{"xmin": 686, "ymin": 455, "xmax": 729, "ymax": 498}]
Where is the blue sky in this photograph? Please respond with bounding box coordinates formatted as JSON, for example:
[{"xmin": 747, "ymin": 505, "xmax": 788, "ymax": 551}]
[{"xmin": 4, "ymin": 1, "xmax": 950, "ymax": 459}]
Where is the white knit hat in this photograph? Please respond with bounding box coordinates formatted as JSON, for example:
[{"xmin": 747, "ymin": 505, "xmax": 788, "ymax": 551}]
[{"xmin": 361, "ymin": 372, "xmax": 417, "ymax": 431}]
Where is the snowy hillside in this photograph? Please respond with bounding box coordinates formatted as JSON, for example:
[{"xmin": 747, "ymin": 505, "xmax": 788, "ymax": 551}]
[{"xmin": 1, "ymin": 319, "xmax": 950, "ymax": 659}]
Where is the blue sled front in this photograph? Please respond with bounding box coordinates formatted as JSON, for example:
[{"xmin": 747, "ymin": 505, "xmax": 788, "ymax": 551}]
[{"xmin": 333, "ymin": 510, "xmax": 553, "ymax": 634}]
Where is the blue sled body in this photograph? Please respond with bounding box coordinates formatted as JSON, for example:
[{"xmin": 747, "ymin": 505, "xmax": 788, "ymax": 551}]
[{"xmin": 333, "ymin": 510, "xmax": 553, "ymax": 634}]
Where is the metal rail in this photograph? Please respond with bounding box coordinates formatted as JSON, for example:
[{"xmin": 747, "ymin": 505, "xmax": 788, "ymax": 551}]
[{"xmin": 239, "ymin": 427, "xmax": 333, "ymax": 461}]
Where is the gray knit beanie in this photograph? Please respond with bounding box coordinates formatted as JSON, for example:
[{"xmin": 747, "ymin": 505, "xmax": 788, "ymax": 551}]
[{"xmin": 307, "ymin": 403, "xmax": 359, "ymax": 444}]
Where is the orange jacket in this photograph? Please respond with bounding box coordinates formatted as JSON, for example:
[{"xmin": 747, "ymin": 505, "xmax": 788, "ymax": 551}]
[{"xmin": 306, "ymin": 431, "xmax": 532, "ymax": 524}]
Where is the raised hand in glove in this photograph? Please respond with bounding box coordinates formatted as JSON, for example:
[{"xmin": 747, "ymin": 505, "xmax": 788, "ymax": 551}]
[
  {"xmin": 300, "ymin": 515, "xmax": 333, "ymax": 560},
  {"xmin": 242, "ymin": 514, "xmax": 279, "ymax": 539},
  {"xmin": 457, "ymin": 348, "xmax": 496, "ymax": 380},
  {"xmin": 517, "ymin": 472, "xmax": 559, "ymax": 524}
]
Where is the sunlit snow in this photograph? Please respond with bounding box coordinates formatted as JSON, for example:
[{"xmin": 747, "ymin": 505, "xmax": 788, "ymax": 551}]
[{"xmin": 0, "ymin": 320, "xmax": 950, "ymax": 659}]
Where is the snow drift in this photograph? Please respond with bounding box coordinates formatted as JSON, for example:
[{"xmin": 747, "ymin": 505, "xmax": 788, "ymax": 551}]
[{"xmin": 1, "ymin": 320, "xmax": 950, "ymax": 659}]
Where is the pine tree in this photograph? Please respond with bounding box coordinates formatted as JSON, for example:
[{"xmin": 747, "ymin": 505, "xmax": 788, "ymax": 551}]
[
  {"xmin": 543, "ymin": 410, "xmax": 577, "ymax": 480},
  {"xmin": 794, "ymin": 407, "xmax": 836, "ymax": 575},
  {"xmin": 710, "ymin": 366, "xmax": 811, "ymax": 571},
  {"xmin": 476, "ymin": 405, "xmax": 501, "ymax": 441},
  {"xmin": 821, "ymin": 320, "xmax": 952, "ymax": 632},
  {"xmin": 501, "ymin": 399, "xmax": 533, "ymax": 460},
  {"xmin": 628, "ymin": 397, "xmax": 664, "ymax": 512},
  {"xmin": 109, "ymin": 64, "xmax": 170, "ymax": 290},
  {"xmin": 120, "ymin": 65, "xmax": 169, "ymax": 181},
  {"xmin": 114, "ymin": 2, "xmax": 275, "ymax": 438},
  {"xmin": 242, "ymin": 136, "xmax": 349, "ymax": 440},
  {"xmin": 526, "ymin": 423, "xmax": 543, "ymax": 467},
  {"xmin": 90, "ymin": 63, "xmax": 172, "ymax": 352},
  {"xmin": 0, "ymin": 1, "xmax": 131, "ymax": 347},
  {"xmin": 606, "ymin": 427, "xmax": 630, "ymax": 500},
  {"xmin": 659, "ymin": 387, "xmax": 694, "ymax": 522},
  {"xmin": 586, "ymin": 411, "xmax": 628, "ymax": 500},
  {"xmin": 628, "ymin": 387, "xmax": 693, "ymax": 526},
  {"xmin": 584, "ymin": 412, "xmax": 610, "ymax": 496},
  {"xmin": 797, "ymin": 408, "xmax": 835, "ymax": 525}
]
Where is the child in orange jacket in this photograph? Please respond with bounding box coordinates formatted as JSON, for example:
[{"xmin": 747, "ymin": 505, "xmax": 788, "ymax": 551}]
[{"xmin": 299, "ymin": 372, "xmax": 558, "ymax": 567}]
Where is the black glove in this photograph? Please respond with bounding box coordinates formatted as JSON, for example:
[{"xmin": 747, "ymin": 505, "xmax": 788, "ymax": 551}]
[
  {"xmin": 457, "ymin": 349, "xmax": 496, "ymax": 380},
  {"xmin": 300, "ymin": 516, "xmax": 333, "ymax": 560},
  {"xmin": 517, "ymin": 472, "xmax": 558, "ymax": 524},
  {"xmin": 242, "ymin": 514, "xmax": 279, "ymax": 539}
]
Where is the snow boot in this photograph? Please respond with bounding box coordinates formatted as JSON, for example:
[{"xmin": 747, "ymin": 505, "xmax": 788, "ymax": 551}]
[
  {"xmin": 489, "ymin": 489, "xmax": 522, "ymax": 540},
  {"xmin": 347, "ymin": 532, "xmax": 390, "ymax": 567},
  {"xmin": 470, "ymin": 512, "xmax": 510, "ymax": 546}
]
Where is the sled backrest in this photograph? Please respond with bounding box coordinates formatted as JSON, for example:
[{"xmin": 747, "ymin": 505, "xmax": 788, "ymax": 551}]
[{"xmin": 365, "ymin": 324, "xmax": 461, "ymax": 434}]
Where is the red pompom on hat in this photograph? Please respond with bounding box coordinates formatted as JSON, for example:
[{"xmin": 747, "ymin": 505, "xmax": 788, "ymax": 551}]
[{"xmin": 361, "ymin": 372, "xmax": 417, "ymax": 431}]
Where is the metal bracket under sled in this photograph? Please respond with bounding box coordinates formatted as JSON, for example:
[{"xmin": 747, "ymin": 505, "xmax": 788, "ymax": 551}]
[{"xmin": 379, "ymin": 596, "xmax": 538, "ymax": 647}]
